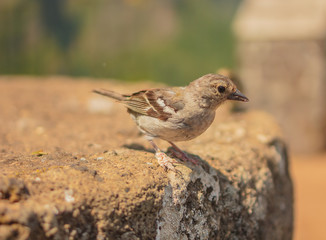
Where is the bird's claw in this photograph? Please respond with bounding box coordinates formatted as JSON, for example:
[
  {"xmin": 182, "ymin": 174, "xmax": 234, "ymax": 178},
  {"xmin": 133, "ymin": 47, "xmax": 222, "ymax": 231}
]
[{"xmin": 155, "ymin": 151, "xmax": 178, "ymax": 172}]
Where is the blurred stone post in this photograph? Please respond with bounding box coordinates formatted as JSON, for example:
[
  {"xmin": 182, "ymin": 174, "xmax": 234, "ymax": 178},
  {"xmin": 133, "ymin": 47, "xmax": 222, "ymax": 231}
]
[{"xmin": 233, "ymin": 0, "xmax": 326, "ymax": 153}]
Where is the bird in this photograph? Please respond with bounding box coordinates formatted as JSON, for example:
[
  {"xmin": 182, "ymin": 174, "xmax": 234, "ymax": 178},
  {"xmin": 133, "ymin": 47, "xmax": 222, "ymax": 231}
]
[{"xmin": 93, "ymin": 73, "xmax": 249, "ymax": 171}]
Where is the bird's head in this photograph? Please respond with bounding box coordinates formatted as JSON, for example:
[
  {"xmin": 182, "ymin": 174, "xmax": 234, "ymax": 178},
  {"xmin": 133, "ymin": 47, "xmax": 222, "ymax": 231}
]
[{"xmin": 189, "ymin": 74, "xmax": 249, "ymax": 108}]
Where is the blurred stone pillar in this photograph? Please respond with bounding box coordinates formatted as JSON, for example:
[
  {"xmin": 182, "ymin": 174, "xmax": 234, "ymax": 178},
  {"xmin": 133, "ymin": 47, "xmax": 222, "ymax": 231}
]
[{"xmin": 233, "ymin": 0, "xmax": 326, "ymax": 153}]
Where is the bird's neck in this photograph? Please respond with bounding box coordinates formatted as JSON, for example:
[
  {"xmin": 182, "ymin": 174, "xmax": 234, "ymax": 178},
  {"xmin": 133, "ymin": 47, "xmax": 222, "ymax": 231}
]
[{"xmin": 185, "ymin": 87, "xmax": 221, "ymax": 110}]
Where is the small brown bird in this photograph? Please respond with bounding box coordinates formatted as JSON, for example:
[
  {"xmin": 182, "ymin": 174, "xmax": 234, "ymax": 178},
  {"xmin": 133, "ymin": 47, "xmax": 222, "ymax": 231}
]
[{"xmin": 93, "ymin": 74, "xmax": 248, "ymax": 171}]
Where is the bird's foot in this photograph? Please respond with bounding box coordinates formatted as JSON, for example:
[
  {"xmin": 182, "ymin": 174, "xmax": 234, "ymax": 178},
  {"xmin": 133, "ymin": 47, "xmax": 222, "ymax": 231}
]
[
  {"xmin": 168, "ymin": 147, "xmax": 199, "ymax": 165},
  {"xmin": 155, "ymin": 151, "xmax": 178, "ymax": 172},
  {"xmin": 168, "ymin": 141, "xmax": 199, "ymax": 165}
]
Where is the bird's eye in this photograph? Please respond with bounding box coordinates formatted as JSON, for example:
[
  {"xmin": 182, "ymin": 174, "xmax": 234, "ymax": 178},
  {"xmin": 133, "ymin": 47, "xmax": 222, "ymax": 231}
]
[{"xmin": 218, "ymin": 86, "xmax": 226, "ymax": 93}]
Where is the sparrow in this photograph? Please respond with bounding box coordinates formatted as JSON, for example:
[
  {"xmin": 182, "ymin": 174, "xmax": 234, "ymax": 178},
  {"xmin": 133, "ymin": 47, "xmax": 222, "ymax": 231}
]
[{"xmin": 93, "ymin": 74, "xmax": 249, "ymax": 171}]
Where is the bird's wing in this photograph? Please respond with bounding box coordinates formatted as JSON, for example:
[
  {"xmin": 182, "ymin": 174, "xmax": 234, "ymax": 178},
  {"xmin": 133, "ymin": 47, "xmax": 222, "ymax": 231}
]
[{"xmin": 123, "ymin": 88, "xmax": 185, "ymax": 121}]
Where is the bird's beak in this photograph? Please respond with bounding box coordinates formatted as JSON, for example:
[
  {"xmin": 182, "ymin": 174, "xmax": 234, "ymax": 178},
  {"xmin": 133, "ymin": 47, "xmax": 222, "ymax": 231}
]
[{"xmin": 227, "ymin": 89, "xmax": 249, "ymax": 102}]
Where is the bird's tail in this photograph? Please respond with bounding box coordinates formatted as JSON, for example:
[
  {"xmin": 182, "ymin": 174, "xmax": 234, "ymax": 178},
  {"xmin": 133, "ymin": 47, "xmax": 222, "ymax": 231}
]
[{"xmin": 93, "ymin": 89, "xmax": 125, "ymax": 101}]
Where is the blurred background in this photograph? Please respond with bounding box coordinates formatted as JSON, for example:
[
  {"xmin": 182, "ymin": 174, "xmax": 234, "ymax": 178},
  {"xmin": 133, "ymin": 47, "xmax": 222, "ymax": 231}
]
[
  {"xmin": 1, "ymin": 0, "xmax": 326, "ymax": 239},
  {"xmin": 0, "ymin": 0, "xmax": 239, "ymax": 85}
]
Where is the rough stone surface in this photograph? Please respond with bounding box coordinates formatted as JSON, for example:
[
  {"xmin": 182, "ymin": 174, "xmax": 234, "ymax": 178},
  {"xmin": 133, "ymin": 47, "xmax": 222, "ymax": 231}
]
[{"xmin": 0, "ymin": 77, "xmax": 293, "ymax": 240}]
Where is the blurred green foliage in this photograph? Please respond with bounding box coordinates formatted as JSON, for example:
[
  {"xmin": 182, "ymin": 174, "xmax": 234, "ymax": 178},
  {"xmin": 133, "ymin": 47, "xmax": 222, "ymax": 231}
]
[{"xmin": 0, "ymin": 0, "xmax": 240, "ymax": 85}]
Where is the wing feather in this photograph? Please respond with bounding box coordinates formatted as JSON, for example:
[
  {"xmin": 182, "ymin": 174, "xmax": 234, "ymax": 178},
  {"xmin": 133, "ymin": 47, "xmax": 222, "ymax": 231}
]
[{"xmin": 122, "ymin": 88, "xmax": 184, "ymax": 121}]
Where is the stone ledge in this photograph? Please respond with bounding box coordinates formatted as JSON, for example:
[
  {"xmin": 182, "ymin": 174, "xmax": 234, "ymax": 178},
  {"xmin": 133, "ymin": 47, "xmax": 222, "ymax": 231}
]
[
  {"xmin": 0, "ymin": 78, "xmax": 293, "ymax": 239},
  {"xmin": 0, "ymin": 112, "xmax": 293, "ymax": 240}
]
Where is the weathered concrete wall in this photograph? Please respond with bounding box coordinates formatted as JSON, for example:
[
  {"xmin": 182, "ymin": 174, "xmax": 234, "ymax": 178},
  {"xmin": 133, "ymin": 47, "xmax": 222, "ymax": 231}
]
[
  {"xmin": 0, "ymin": 78, "xmax": 293, "ymax": 239},
  {"xmin": 233, "ymin": 0, "xmax": 326, "ymax": 153},
  {"xmin": 237, "ymin": 40, "xmax": 326, "ymax": 153}
]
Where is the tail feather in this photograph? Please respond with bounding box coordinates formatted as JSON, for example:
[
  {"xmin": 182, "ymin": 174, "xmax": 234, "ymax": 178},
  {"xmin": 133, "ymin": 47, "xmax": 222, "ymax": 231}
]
[{"xmin": 93, "ymin": 89, "xmax": 125, "ymax": 101}]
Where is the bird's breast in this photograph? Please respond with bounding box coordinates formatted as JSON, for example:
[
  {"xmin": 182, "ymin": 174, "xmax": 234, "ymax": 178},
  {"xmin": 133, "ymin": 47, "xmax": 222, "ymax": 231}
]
[
  {"xmin": 177, "ymin": 110, "xmax": 216, "ymax": 140},
  {"xmin": 134, "ymin": 109, "xmax": 215, "ymax": 142}
]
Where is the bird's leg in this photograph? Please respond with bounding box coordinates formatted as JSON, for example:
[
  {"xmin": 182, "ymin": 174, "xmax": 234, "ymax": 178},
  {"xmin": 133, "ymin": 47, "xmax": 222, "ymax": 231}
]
[
  {"xmin": 148, "ymin": 139, "xmax": 178, "ymax": 172},
  {"xmin": 168, "ymin": 141, "xmax": 199, "ymax": 165}
]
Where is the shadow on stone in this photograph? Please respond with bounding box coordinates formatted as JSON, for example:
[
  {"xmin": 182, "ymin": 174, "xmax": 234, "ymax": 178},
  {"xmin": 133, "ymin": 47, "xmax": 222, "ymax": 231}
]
[{"xmin": 123, "ymin": 143, "xmax": 154, "ymax": 153}]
